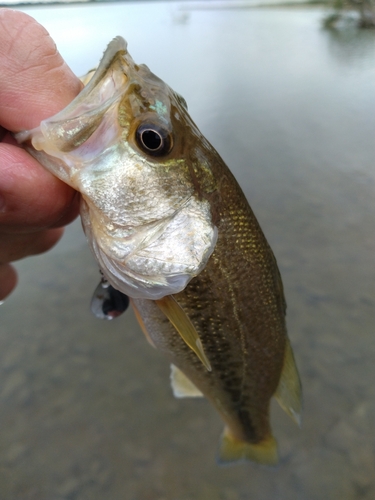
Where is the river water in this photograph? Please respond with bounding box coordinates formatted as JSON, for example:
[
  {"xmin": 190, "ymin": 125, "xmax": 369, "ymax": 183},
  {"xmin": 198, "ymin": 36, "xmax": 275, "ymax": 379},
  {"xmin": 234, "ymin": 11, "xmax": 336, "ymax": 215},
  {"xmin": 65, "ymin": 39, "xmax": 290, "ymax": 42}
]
[{"xmin": 0, "ymin": 2, "xmax": 374, "ymax": 499}]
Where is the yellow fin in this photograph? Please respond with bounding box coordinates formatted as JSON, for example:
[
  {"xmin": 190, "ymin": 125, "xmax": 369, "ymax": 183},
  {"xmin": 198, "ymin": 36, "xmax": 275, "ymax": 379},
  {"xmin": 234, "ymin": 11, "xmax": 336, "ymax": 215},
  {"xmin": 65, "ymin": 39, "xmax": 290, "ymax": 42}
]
[
  {"xmin": 155, "ymin": 296, "xmax": 211, "ymax": 371},
  {"xmin": 170, "ymin": 364, "xmax": 204, "ymax": 398},
  {"xmin": 274, "ymin": 337, "xmax": 302, "ymax": 427},
  {"xmin": 218, "ymin": 427, "xmax": 278, "ymax": 466}
]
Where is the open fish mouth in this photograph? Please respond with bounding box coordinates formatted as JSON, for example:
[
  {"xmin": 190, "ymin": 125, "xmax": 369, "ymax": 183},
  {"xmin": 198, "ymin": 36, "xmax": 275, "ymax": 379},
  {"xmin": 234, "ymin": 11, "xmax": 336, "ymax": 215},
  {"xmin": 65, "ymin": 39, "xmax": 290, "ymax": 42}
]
[
  {"xmin": 15, "ymin": 37, "xmax": 218, "ymax": 301},
  {"xmin": 16, "ymin": 37, "xmax": 132, "ymax": 182}
]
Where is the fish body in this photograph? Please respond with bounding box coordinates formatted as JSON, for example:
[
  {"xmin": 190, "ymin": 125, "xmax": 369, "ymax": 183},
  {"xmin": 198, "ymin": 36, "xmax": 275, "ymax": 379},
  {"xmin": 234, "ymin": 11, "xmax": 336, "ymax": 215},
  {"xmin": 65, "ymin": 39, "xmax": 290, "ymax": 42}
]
[{"xmin": 16, "ymin": 37, "xmax": 301, "ymax": 464}]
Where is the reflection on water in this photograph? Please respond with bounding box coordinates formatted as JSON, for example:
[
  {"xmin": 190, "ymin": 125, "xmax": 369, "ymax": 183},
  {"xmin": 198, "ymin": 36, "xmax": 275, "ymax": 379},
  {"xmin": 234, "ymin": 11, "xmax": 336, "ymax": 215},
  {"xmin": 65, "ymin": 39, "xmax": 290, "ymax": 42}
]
[
  {"xmin": 0, "ymin": 2, "xmax": 374, "ymax": 499},
  {"xmin": 324, "ymin": 26, "xmax": 375, "ymax": 66}
]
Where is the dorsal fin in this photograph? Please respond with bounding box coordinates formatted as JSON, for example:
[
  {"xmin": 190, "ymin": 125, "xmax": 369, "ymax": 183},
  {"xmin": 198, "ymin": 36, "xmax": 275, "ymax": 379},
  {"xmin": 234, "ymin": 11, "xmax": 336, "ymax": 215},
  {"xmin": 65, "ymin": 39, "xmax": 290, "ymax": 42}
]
[
  {"xmin": 274, "ymin": 337, "xmax": 302, "ymax": 427},
  {"xmin": 155, "ymin": 295, "xmax": 211, "ymax": 371}
]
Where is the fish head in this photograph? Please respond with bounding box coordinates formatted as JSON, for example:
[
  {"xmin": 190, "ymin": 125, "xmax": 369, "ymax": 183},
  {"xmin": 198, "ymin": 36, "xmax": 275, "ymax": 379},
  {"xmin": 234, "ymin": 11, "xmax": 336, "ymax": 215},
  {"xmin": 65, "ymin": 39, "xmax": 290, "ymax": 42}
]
[{"xmin": 16, "ymin": 37, "xmax": 218, "ymax": 299}]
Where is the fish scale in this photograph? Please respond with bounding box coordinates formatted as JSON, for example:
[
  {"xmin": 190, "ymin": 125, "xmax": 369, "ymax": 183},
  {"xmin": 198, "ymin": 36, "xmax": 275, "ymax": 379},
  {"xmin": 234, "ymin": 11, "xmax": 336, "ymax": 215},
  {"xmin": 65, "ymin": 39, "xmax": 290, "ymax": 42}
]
[
  {"xmin": 16, "ymin": 36, "xmax": 301, "ymax": 465},
  {"xmin": 135, "ymin": 166, "xmax": 291, "ymax": 455}
]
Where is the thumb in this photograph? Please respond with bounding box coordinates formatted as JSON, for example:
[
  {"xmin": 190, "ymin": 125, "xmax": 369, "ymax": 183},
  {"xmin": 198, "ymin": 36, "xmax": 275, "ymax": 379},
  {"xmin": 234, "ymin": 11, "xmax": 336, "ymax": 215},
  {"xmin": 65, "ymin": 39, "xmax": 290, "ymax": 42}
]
[{"xmin": 0, "ymin": 8, "xmax": 82, "ymax": 132}]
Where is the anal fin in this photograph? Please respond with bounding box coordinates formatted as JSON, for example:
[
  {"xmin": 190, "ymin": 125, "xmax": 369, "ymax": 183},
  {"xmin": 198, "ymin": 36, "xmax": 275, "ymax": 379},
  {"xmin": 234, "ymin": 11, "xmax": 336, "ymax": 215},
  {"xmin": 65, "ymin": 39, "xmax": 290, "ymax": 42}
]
[
  {"xmin": 170, "ymin": 364, "xmax": 204, "ymax": 398},
  {"xmin": 218, "ymin": 427, "xmax": 278, "ymax": 466},
  {"xmin": 274, "ymin": 337, "xmax": 302, "ymax": 427}
]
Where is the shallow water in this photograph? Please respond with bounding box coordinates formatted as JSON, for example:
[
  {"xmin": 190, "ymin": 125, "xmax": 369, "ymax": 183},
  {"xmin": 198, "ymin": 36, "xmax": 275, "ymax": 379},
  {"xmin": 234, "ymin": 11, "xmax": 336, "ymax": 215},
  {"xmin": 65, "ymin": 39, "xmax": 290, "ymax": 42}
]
[{"xmin": 1, "ymin": 2, "xmax": 374, "ymax": 499}]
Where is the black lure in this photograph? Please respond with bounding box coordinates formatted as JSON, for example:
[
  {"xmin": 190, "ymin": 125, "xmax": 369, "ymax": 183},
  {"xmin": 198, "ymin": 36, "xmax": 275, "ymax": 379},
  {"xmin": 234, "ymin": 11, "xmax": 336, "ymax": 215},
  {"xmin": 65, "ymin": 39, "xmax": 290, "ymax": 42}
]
[{"xmin": 91, "ymin": 279, "xmax": 129, "ymax": 320}]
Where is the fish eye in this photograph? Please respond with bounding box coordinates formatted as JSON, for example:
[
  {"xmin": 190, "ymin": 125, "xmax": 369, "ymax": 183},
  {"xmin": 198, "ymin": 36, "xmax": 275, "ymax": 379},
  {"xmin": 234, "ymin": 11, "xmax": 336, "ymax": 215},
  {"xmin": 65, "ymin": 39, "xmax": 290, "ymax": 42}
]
[{"xmin": 135, "ymin": 123, "xmax": 172, "ymax": 156}]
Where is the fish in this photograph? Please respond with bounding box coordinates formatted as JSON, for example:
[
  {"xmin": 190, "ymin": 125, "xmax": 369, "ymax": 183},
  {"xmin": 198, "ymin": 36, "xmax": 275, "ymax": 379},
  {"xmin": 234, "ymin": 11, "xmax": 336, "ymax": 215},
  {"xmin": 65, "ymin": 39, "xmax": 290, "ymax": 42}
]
[{"xmin": 16, "ymin": 37, "xmax": 302, "ymax": 465}]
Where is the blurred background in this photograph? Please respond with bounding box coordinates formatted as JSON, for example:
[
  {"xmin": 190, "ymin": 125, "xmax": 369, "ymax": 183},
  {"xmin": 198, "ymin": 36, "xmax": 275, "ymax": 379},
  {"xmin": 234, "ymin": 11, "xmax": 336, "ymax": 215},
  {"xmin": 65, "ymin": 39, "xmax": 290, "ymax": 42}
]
[{"xmin": 0, "ymin": 1, "xmax": 374, "ymax": 499}]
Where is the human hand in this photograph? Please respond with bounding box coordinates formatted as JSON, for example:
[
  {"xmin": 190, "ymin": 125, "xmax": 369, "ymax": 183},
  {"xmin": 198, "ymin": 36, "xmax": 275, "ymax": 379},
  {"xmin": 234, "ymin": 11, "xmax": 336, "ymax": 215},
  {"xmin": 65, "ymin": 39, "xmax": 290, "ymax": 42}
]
[{"xmin": 0, "ymin": 9, "xmax": 82, "ymax": 301}]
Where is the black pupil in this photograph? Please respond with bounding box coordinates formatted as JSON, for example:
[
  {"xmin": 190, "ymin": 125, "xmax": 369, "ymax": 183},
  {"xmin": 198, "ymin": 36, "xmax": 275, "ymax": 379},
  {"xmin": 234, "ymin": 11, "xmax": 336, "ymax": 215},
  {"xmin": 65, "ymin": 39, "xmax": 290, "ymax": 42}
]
[{"xmin": 141, "ymin": 129, "xmax": 162, "ymax": 151}]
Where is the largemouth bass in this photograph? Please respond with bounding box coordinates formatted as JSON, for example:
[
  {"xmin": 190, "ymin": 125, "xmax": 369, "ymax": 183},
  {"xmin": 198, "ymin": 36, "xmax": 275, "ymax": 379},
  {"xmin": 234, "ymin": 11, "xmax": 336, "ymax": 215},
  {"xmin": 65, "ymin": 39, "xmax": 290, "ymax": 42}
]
[{"xmin": 16, "ymin": 37, "xmax": 301, "ymax": 465}]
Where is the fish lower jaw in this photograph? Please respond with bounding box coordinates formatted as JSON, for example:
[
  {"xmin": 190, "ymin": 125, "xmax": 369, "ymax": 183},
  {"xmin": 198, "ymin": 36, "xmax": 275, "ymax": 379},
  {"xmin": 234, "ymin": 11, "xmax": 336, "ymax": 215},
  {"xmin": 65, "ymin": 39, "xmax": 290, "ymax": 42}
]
[{"xmin": 95, "ymin": 248, "xmax": 193, "ymax": 301}]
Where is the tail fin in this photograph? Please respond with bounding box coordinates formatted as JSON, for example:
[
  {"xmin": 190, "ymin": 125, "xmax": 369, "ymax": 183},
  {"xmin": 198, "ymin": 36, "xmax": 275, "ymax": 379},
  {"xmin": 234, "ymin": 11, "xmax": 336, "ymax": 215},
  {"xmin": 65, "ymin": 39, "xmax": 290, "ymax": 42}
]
[{"xmin": 218, "ymin": 427, "xmax": 278, "ymax": 466}]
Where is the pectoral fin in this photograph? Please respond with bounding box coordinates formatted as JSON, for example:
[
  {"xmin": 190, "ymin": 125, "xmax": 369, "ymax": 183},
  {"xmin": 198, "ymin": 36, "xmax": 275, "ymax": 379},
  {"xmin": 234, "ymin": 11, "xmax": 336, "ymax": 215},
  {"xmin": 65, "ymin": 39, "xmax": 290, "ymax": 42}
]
[
  {"xmin": 130, "ymin": 299, "xmax": 156, "ymax": 348},
  {"xmin": 218, "ymin": 427, "xmax": 278, "ymax": 466},
  {"xmin": 155, "ymin": 296, "xmax": 211, "ymax": 371},
  {"xmin": 274, "ymin": 337, "xmax": 302, "ymax": 427},
  {"xmin": 170, "ymin": 364, "xmax": 204, "ymax": 398}
]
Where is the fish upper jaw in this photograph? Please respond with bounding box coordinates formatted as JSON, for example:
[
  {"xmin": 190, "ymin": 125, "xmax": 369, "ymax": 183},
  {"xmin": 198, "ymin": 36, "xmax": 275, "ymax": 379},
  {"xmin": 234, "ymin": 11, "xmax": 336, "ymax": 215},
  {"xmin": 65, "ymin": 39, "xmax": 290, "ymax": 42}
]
[{"xmin": 15, "ymin": 38, "xmax": 131, "ymax": 187}]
